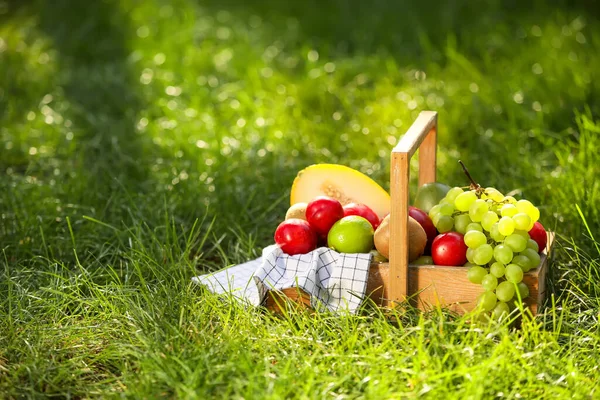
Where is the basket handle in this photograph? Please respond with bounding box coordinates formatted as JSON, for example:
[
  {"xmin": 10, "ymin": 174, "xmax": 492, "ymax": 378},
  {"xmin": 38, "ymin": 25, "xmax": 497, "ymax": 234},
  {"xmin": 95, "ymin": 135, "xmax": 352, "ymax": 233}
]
[{"xmin": 388, "ymin": 111, "xmax": 438, "ymax": 303}]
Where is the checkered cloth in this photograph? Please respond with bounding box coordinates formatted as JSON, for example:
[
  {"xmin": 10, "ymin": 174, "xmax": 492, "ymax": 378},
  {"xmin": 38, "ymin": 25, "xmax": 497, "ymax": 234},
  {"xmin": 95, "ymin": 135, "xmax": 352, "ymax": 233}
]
[{"xmin": 192, "ymin": 245, "xmax": 373, "ymax": 314}]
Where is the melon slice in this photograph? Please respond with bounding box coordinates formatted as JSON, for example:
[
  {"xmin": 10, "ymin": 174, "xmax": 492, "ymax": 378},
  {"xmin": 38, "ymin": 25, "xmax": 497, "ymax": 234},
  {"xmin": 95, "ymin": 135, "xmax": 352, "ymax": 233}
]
[{"xmin": 290, "ymin": 164, "xmax": 390, "ymax": 218}]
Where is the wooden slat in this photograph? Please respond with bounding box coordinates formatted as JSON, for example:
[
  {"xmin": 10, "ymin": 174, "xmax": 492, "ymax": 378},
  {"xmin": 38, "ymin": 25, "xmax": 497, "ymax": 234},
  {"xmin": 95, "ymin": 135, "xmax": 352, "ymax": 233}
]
[
  {"xmin": 388, "ymin": 111, "xmax": 438, "ymax": 304},
  {"xmin": 393, "ymin": 111, "xmax": 438, "ymax": 157},
  {"xmin": 389, "ymin": 152, "xmax": 410, "ymax": 302},
  {"xmin": 366, "ymin": 232, "xmax": 554, "ymax": 314},
  {"xmin": 418, "ymin": 114, "xmax": 437, "ymax": 186},
  {"xmin": 265, "ymin": 287, "xmax": 312, "ymax": 314}
]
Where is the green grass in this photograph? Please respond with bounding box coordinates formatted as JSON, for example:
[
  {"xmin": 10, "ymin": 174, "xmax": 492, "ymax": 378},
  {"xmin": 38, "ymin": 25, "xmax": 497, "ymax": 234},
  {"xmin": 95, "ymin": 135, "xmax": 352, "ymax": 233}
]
[{"xmin": 2, "ymin": 0, "xmax": 600, "ymax": 397}]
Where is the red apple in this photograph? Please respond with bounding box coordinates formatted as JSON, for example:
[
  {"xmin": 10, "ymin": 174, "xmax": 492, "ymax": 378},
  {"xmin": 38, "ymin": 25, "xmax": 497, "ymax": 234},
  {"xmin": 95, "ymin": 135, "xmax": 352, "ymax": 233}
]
[
  {"xmin": 409, "ymin": 206, "xmax": 437, "ymax": 251},
  {"xmin": 529, "ymin": 221, "xmax": 547, "ymax": 254},
  {"xmin": 431, "ymin": 232, "xmax": 468, "ymax": 266},
  {"xmin": 274, "ymin": 219, "xmax": 318, "ymax": 255},
  {"xmin": 306, "ymin": 196, "xmax": 344, "ymax": 237},
  {"xmin": 343, "ymin": 203, "xmax": 380, "ymax": 230}
]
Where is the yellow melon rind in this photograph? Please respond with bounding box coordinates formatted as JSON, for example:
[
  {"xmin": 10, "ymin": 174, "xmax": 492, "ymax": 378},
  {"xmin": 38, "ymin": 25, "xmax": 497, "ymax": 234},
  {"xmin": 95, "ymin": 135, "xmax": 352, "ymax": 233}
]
[{"xmin": 290, "ymin": 164, "xmax": 391, "ymax": 218}]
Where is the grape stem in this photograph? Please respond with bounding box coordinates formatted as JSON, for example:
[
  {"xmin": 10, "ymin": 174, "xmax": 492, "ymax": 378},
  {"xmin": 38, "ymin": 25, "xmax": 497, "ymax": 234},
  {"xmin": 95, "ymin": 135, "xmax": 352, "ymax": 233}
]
[{"xmin": 459, "ymin": 160, "xmax": 481, "ymax": 191}]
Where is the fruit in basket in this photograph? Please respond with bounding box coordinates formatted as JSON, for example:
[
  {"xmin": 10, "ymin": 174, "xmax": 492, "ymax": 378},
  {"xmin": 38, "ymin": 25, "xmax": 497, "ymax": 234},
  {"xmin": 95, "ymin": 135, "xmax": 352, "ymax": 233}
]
[
  {"xmin": 285, "ymin": 203, "xmax": 308, "ymax": 220},
  {"xmin": 373, "ymin": 215, "xmax": 427, "ymax": 262},
  {"xmin": 370, "ymin": 249, "xmax": 388, "ymax": 263},
  {"xmin": 528, "ymin": 221, "xmax": 547, "ymax": 253},
  {"xmin": 343, "ymin": 203, "xmax": 381, "ymax": 230},
  {"xmin": 431, "ymin": 232, "xmax": 468, "ymax": 266},
  {"xmin": 427, "ymin": 160, "xmax": 546, "ymax": 318},
  {"xmin": 413, "ymin": 255, "xmax": 434, "ymax": 265},
  {"xmin": 274, "ymin": 219, "xmax": 318, "ymax": 255},
  {"xmin": 328, "ymin": 216, "xmax": 374, "ymax": 254},
  {"xmin": 408, "ymin": 206, "xmax": 437, "ymax": 250},
  {"xmin": 414, "ymin": 182, "xmax": 451, "ymax": 213},
  {"xmin": 305, "ymin": 196, "xmax": 344, "ymax": 237},
  {"xmin": 290, "ymin": 164, "xmax": 391, "ymax": 219}
]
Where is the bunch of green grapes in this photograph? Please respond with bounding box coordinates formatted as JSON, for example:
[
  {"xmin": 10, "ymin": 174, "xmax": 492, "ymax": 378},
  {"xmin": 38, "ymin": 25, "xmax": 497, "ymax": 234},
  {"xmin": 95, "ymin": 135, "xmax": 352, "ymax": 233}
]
[{"xmin": 428, "ymin": 186, "xmax": 542, "ymax": 320}]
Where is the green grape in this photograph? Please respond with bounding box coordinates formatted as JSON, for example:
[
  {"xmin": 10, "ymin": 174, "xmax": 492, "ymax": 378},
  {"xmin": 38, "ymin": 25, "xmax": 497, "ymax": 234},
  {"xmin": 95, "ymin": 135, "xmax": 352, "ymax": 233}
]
[
  {"xmin": 490, "ymin": 262, "xmax": 505, "ymax": 278},
  {"xmin": 503, "ymin": 196, "xmax": 517, "ymax": 204},
  {"xmin": 527, "ymin": 206, "xmax": 540, "ymax": 223},
  {"xmin": 526, "ymin": 239, "xmax": 539, "ymax": 252},
  {"xmin": 473, "ymin": 244, "xmax": 494, "ymax": 265},
  {"xmin": 522, "ymin": 248, "xmax": 541, "ymax": 269},
  {"xmin": 505, "ymin": 233, "xmax": 528, "ymax": 253},
  {"xmin": 491, "ymin": 302, "xmax": 511, "ymax": 320},
  {"xmin": 477, "ymin": 291, "xmax": 498, "ymax": 312},
  {"xmin": 484, "ymin": 188, "xmax": 505, "ymax": 202},
  {"xmin": 469, "ymin": 199, "xmax": 489, "ymax": 222},
  {"xmin": 433, "ymin": 212, "xmax": 455, "ymax": 230},
  {"xmin": 413, "ymin": 255, "xmax": 434, "ymax": 265},
  {"xmin": 498, "ymin": 216, "xmax": 515, "ymax": 236},
  {"xmin": 493, "ymin": 244, "xmax": 513, "ymax": 265},
  {"xmin": 512, "ymin": 213, "xmax": 532, "ymax": 231},
  {"xmin": 436, "ymin": 215, "xmax": 454, "ymax": 233},
  {"xmin": 466, "ymin": 248, "xmax": 476, "ymax": 264},
  {"xmin": 481, "ymin": 274, "xmax": 498, "ymax": 291},
  {"xmin": 475, "ymin": 312, "xmax": 492, "ymax": 323},
  {"xmin": 500, "ymin": 204, "xmax": 518, "ymax": 217},
  {"xmin": 490, "ymin": 203, "xmax": 502, "ymax": 216},
  {"xmin": 455, "ymin": 191, "xmax": 477, "ymax": 212},
  {"xmin": 516, "ymin": 199, "xmax": 535, "ymax": 215},
  {"xmin": 512, "ymin": 255, "xmax": 532, "ymax": 272},
  {"xmin": 464, "ymin": 230, "xmax": 487, "ymax": 248},
  {"xmin": 430, "ymin": 213, "xmax": 442, "ymax": 228},
  {"xmin": 505, "ymin": 300, "xmax": 516, "ymax": 312},
  {"xmin": 505, "ymin": 263, "xmax": 524, "ymax": 283},
  {"xmin": 513, "ymin": 230, "xmax": 530, "ymax": 240},
  {"xmin": 516, "ymin": 282, "xmax": 530, "ymax": 299},
  {"xmin": 446, "ymin": 187, "xmax": 464, "ymax": 203},
  {"xmin": 490, "ymin": 223, "xmax": 505, "ymax": 242},
  {"xmin": 454, "ymin": 214, "xmax": 472, "ymax": 234},
  {"xmin": 466, "ymin": 222, "xmax": 483, "ymax": 233},
  {"xmin": 496, "ymin": 281, "xmax": 516, "ymax": 302},
  {"xmin": 439, "ymin": 203, "xmax": 455, "ymax": 216},
  {"xmin": 481, "ymin": 211, "xmax": 499, "ymax": 231},
  {"xmin": 428, "ymin": 204, "xmax": 442, "ymax": 220},
  {"xmin": 467, "ymin": 265, "xmax": 487, "ymax": 284}
]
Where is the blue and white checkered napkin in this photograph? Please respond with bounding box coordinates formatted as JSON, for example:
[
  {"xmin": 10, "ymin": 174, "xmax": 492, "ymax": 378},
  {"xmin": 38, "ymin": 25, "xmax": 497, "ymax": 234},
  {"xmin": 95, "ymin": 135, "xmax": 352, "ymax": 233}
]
[{"xmin": 192, "ymin": 245, "xmax": 372, "ymax": 314}]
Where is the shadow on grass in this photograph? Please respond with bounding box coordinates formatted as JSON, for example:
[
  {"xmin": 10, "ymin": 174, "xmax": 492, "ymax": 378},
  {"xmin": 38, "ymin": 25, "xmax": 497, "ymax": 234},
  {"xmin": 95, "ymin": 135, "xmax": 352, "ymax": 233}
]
[
  {"xmin": 0, "ymin": 0, "xmax": 163, "ymax": 265},
  {"xmin": 38, "ymin": 0, "xmax": 149, "ymax": 192},
  {"xmin": 2, "ymin": 0, "xmax": 149, "ymax": 203}
]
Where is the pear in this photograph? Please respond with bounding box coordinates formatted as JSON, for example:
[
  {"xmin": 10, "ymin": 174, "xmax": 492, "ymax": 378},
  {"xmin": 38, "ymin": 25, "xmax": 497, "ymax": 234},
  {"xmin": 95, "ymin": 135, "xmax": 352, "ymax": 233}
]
[
  {"xmin": 374, "ymin": 214, "xmax": 427, "ymax": 262},
  {"xmin": 414, "ymin": 182, "xmax": 451, "ymax": 213}
]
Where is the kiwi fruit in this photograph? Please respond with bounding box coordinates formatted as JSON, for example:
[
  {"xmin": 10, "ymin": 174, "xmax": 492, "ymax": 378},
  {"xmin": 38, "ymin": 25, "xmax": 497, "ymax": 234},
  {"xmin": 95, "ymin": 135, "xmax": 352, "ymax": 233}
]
[
  {"xmin": 285, "ymin": 203, "xmax": 308, "ymax": 221},
  {"xmin": 374, "ymin": 214, "xmax": 427, "ymax": 262}
]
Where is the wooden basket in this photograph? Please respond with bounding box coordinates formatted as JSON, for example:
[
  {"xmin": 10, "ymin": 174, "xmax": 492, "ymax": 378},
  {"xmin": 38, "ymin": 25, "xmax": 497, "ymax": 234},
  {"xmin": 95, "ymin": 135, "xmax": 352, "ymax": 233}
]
[{"xmin": 266, "ymin": 111, "xmax": 552, "ymax": 315}]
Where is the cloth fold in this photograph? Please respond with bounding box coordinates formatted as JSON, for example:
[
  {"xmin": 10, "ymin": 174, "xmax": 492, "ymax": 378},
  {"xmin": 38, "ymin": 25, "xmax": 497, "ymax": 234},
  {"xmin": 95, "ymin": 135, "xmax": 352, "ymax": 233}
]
[{"xmin": 192, "ymin": 245, "xmax": 372, "ymax": 314}]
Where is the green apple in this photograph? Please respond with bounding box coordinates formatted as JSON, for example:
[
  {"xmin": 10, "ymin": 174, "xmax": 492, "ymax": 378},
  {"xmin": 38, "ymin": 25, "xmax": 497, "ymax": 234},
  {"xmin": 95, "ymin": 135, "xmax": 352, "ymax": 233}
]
[{"xmin": 414, "ymin": 182, "xmax": 451, "ymax": 213}]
